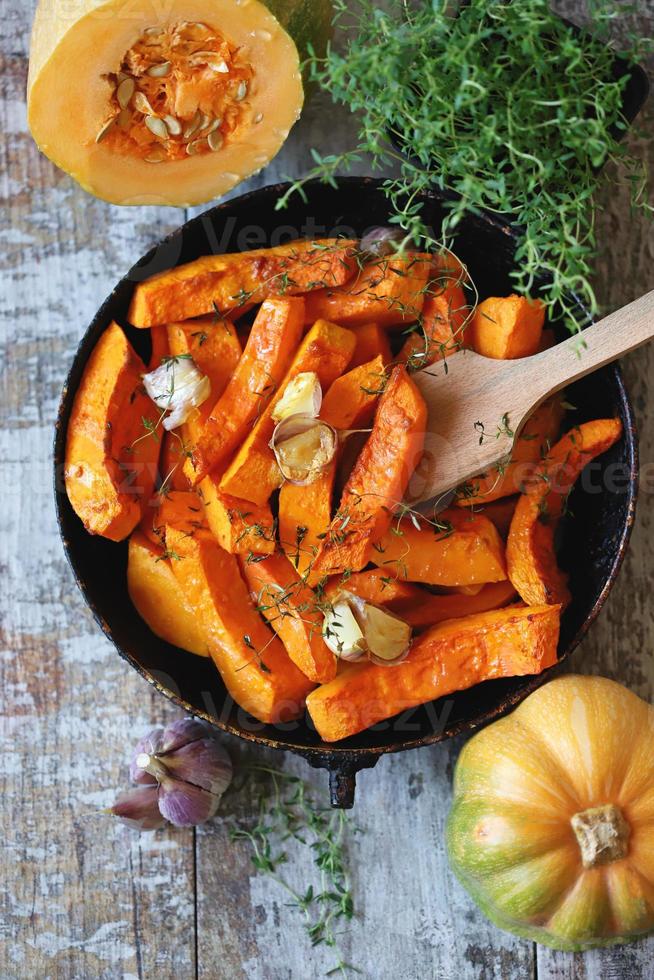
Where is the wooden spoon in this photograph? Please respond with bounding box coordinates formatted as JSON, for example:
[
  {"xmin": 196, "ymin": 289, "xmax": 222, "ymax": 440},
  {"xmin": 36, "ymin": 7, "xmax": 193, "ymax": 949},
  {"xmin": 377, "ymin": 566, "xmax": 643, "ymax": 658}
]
[{"xmin": 407, "ymin": 291, "xmax": 654, "ymax": 507}]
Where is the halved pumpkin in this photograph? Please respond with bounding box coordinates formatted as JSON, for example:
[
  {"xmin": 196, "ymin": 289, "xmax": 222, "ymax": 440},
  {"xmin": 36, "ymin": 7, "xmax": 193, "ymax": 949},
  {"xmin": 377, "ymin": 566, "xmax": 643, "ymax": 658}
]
[{"xmin": 28, "ymin": 0, "xmax": 332, "ymax": 206}]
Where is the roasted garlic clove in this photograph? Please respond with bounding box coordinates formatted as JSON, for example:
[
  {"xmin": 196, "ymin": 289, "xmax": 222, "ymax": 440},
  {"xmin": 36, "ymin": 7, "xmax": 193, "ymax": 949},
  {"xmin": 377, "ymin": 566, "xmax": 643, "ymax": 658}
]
[
  {"xmin": 272, "ymin": 371, "xmax": 323, "ymax": 422},
  {"xmin": 270, "ymin": 415, "xmax": 337, "ymax": 485},
  {"xmin": 322, "ymin": 600, "xmax": 368, "ymax": 662},
  {"xmin": 143, "ymin": 356, "xmax": 211, "ymax": 431}
]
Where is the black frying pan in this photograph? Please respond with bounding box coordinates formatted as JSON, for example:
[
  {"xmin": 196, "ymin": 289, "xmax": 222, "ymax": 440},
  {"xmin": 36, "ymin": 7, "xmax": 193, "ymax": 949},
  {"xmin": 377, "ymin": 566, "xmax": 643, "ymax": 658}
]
[{"xmin": 53, "ymin": 178, "xmax": 639, "ymax": 807}]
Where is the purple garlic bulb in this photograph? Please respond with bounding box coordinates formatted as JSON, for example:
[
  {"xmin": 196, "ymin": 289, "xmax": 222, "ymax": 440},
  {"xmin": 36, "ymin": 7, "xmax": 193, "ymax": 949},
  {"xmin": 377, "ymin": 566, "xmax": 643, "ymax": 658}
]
[{"xmin": 112, "ymin": 718, "xmax": 232, "ymax": 830}]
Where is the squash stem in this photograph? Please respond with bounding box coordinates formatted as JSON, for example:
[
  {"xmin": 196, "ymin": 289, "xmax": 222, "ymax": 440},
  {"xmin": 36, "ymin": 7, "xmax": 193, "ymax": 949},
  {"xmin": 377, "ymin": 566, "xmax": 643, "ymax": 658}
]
[{"xmin": 571, "ymin": 803, "xmax": 631, "ymax": 868}]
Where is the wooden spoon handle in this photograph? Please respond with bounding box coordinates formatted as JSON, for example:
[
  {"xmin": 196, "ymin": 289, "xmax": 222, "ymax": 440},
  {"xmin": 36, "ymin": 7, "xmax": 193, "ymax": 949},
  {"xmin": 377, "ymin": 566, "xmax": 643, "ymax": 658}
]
[{"xmin": 521, "ymin": 290, "xmax": 654, "ymax": 401}]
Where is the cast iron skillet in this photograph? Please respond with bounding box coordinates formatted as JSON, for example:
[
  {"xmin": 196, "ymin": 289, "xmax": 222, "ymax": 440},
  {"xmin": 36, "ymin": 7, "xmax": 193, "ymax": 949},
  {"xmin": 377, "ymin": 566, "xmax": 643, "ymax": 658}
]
[{"xmin": 53, "ymin": 179, "xmax": 639, "ymax": 807}]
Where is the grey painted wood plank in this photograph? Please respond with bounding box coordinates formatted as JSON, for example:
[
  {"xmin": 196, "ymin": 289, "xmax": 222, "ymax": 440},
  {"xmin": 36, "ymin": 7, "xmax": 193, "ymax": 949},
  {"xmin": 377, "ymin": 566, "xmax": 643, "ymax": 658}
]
[
  {"xmin": 2, "ymin": 0, "xmax": 654, "ymax": 977},
  {"xmin": 1, "ymin": 15, "xmax": 197, "ymax": 976}
]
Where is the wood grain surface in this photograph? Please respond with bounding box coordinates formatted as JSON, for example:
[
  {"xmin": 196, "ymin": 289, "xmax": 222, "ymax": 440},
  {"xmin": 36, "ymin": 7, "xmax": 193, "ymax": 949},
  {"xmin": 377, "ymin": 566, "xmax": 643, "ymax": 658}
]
[{"xmin": 1, "ymin": 3, "xmax": 653, "ymax": 978}]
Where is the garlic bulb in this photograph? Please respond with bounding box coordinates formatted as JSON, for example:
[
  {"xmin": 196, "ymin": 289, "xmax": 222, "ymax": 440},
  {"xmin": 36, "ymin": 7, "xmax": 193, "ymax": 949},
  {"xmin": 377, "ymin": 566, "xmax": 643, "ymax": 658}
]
[
  {"xmin": 272, "ymin": 372, "xmax": 322, "ymax": 422},
  {"xmin": 112, "ymin": 718, "xmax": 232, "ymax": 830},
  {"xmin": 143, "ymin": 356, "xmax": 210, "ymax": 432},
  {"xmin": 270, "ymin": 415, "xmax": 337, "ymax": 486}
]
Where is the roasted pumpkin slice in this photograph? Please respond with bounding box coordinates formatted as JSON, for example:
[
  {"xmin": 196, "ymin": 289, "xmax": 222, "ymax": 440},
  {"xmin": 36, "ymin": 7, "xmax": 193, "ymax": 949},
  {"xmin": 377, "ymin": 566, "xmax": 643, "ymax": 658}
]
[
  {"xmin": 241, "ymin": 552, "xmax": 337, "ymax": 684},
  {"xmin": 65, "ymin": 322, "xmax": 160, "ymax": 541},
  {"xmin": 166, "ymin": 526, "xmax": 314, "ymax": 724},
  {"xmin": 507, "ymin": 418, "xmax": 623, "ymax": 607},
  {"xmin": 372, "ymin": 509, "xmax": 508, "ymax": 587},
  {"xmin": 128, "ymin": 530, "xmax": 209, "ymax": 657},
  {"xmin": 28, "ymin": 0, "xmax": 333, "ymax": 206},
  {"xmin": 307, "ymin": 604, "xmax": 561, "ymax": 742},
  {"xmin": 311, "ymin": 366, "xmax": 428, "ymax": 577},
  {"xmin": 304, "ymin": 253, "xmax": 433, "ymax": 329},
  {"xmin": 456, "ymin": 395, "xmax": 565, "ymax": 506},
  {"xmin": 129, "ymin": 240, "xmax": 357, "ymax": 326}
]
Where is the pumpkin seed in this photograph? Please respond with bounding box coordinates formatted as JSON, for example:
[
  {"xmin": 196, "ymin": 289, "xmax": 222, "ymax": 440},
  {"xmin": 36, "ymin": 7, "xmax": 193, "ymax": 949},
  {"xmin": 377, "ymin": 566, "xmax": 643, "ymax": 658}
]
[
  {"xmin": 205, "ymin": 118, "xmax": 222, "ymax": 135},
  {"xmin": 145, "ymin": 149, "xmax": 166, "ymax": 163},
  {"xmin": 192, "ymin": 52, "xmax": 230, "ymax": 73},
  {"xmin": 117, "ymin": 71, "xmax": 130, "ymax": 84},
  {"xmin": 164, "ymin": 114, "xmax": 183, "ymax": 136},
  {"xmin": 117, "ymin": 108, "xmax": 132, "ymax": 128},
  {"xmin": 145, "ymin": 115, "xmax": 169, "ymax": 139},
  {"xmin": 117, "ymin": 77, "xmax": 135, "ymax": 109},
  {"xmin": 147, "ymin": 61, "xmax": 172, "ymax": 78},
  {"xmin": 208, "ymin": 131, "xmax": 223, "ymax": 152},
  {"xmin": 95, "ymin": 117, "xmax": 116, "ymax": 143},
  {"xmin": 186, "ymin": 138, "xmax": 206, "ymax": 156},
  {"xmin": 183, "ymin": 110, "xmax": 203, "ymax": 140},
  {"xmin": 235, "ymin": 80, "xmax": 248, "ymax": 101},
  {"xmin": 134, "ymin": 91, "xmax": 155, "ymax": 115},
  {"xmin": 180, "ymin": 21, "xmax": 210, "ymax": 32},
  {"xmin": 253, "ymin": 112, "xmax": 263, "ymax": 124},
  {"xmin": 144, "ymin": 27, "xmax": 162, "ymax": 36},
  {"xmin": 208, "ymin": 58, "xmax": 230, "ymax": 74}
]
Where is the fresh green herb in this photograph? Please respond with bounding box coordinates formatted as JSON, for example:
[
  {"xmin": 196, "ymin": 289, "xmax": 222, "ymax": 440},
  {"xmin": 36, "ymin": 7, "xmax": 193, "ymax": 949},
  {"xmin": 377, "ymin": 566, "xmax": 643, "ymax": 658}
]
[
  {"xmin": 283, "ymin": 0, "xmax": 652, "ymax": 329},
  {"xmin": 229, "ymin": 766, "xmax": 360, "ymax": 976}
]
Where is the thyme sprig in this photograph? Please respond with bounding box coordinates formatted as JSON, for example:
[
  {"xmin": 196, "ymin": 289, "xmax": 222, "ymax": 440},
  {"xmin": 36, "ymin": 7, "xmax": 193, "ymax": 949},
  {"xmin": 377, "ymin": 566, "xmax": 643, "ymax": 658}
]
[
  {"xmin": 281, "ymin": 0, "xmax": 652, "ymax": 330},
  {"xmin": 229, "ymin": 766, "xmax": 360, "ymax": 976}
]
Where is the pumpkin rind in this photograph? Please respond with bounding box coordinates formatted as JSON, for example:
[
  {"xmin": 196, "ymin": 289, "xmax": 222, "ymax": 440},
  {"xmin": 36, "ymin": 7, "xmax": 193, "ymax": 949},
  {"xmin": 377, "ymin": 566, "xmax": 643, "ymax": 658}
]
[{"xmin": 446, "ymin": 675, "xmax": 654, "ymax": 951}]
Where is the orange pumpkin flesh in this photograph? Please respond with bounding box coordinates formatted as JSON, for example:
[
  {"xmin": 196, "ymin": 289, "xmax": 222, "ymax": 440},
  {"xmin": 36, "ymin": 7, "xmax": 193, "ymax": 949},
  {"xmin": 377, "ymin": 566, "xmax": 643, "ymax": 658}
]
[
  {"xmin": 64, "ymin": 322, "xmax": 160, "ymax": 541},
  {"xmin": 447, "ymin": 675, "xmax": 654, "ymax": 951},
  {"xmin": 507, "ymin": 418, "xmax": 623, "ymax": 607},
  {"xmin": 127, "ymin": 530, "xmax": 209, "ymax": 657}
]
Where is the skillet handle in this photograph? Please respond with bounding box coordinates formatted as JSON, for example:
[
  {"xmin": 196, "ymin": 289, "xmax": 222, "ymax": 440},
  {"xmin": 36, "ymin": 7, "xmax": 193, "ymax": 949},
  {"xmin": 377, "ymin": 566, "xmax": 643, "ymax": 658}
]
[{"xmin": 296, "ymin": 752, "xmax": 380, "ymax": 809}]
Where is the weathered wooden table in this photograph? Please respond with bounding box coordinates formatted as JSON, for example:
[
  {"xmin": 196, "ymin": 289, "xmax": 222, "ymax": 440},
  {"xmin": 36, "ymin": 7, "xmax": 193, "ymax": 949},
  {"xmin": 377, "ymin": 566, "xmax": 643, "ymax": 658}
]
[{"xmin": 2, "ymin": 3, "xmax": 654, "ymax": 977}]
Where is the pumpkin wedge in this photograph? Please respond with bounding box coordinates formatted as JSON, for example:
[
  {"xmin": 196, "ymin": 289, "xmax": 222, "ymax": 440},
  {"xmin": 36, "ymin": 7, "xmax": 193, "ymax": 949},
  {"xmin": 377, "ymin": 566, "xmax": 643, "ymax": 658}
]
[
  {"xmin": 279, "ymin": 458, "xmax": 337, "ymax": 579},
  {"xmin": 200, "ymin": 476, "xmax": 276, "ymax": 555},
  {"xmin": 399, "ymin": 581, "xmax": 518, "ymax": 629},
  {"xmin": 324, "ymin": 568, "xmax": 422, "ymax": 609},
  {"xmin": 129, "ymin": 240, "xmax": 356, "ymax": 327},
  {"xmin": 128, "ymin": 530, "xmax": 209, "ymax": 657},
  {"xmin": 328, "ymin": 570, "xmax": 517, "ymax": 630},
  {"xmin": 65, "ymin": 322, "xmax": 160, "ymax": 541},
  {"xmin": 507, "ymin": 418, "xmax": 623, "ymax": 607},
  {"xmin": 141, "ymin": 489, "xmax": 207, "ymax": 546},
  {"xmin": 469, "ymin": 295, "xmax": 545, "ymax": 359},
  {"xmin": 457, "ymin": 396, "xmax": 565, "ymax": 506},
  {"xmin": 28, "ymin": 0, "xmax": 333, "ymax": 207},
  {"xmin": 304, "ymin": 253, "xmax": 433, "ymax": 329},
  {"xmin": 186, "ymin": 296, "xmax": 304, "ymax": 484},
  {"xmin": 320, "ymin": 355, "xmax": 386, "ymax": 430},
  {"xmin": 219, "ymin": 319, "xmax": 356, "ymax": 503},
  {"xmin": 307, "ymin": 604, "xmax": 561, "ymax": 742},
  {"xmin": 241, "ymin": 552, "xmax": 337, "ymax": 684},
  {"xmin": 312, "ymin": 366, "xmax": 427, "ymax": 577},
  {"xmin": 149, "ymin": 326, "xmax": 169, "ymax": 370},
  {"xmin": 167, "ymin": 526, "xmax": 314, "ymax": 723},
  {"xmin": 372, "ymin": 508, "xmax": 507, "ymax": 587},
  {"xmin": 399, "ymin": 281, "xmax": 469, "ymax": 369}
]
